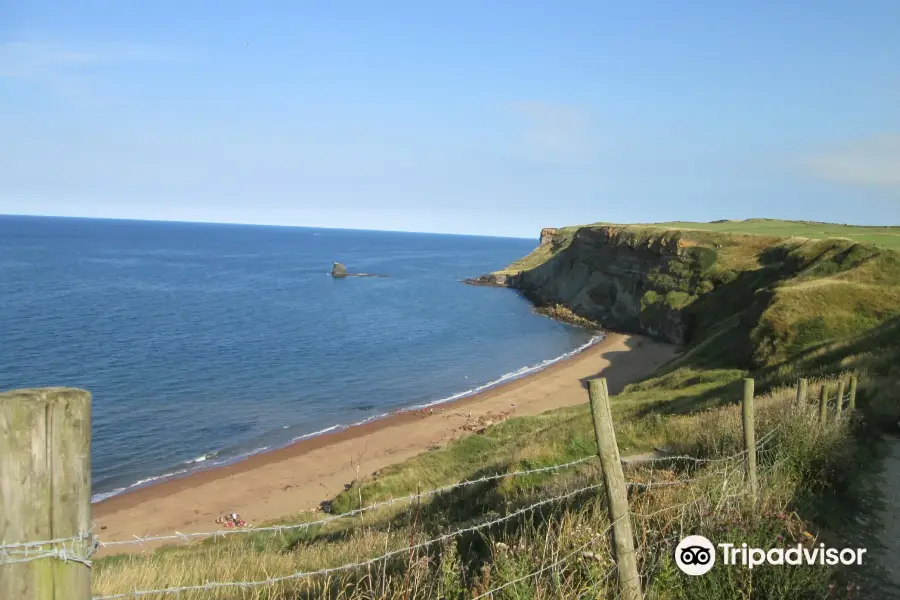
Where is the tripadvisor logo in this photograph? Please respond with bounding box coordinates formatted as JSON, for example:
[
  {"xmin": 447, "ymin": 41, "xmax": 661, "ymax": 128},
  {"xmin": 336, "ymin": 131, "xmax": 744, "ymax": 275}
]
[
  {"xmin": 674, "ymin": 535, "xmax": 867, "ymax": 576},
  {"xmin": 675, "ymin": 536, "xmax": 716, "ymax": 575}
]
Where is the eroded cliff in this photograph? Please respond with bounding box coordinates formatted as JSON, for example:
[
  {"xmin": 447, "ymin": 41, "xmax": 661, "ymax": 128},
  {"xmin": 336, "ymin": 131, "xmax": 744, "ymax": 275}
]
[
  {"xmin": 472, "ymin": 222, "xmax": 900, "ymax": 370},
  {"xmin": 501, "ymin": 226, "xmax": 706, "ymax": 344}
]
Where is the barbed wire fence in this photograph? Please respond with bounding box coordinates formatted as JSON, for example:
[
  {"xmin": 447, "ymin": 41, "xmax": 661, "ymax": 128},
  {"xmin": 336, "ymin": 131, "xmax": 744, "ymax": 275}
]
[{"xmin": 0, "ymin": 374, "xmax": 858, "ymax": 600}]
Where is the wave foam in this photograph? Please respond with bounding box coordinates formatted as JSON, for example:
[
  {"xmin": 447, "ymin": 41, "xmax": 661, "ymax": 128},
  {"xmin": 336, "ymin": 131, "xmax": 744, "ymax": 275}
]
[
  {"xmin": 412, "ymin": 333, "xmax": 605, "ymax": 410},
  {"xmin": 290, "ymin": 424, "xmax": 343, "ymax": 443}
]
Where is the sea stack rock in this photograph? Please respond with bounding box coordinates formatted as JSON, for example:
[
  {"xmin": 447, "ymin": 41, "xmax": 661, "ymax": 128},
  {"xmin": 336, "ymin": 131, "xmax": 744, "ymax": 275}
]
[
  {"xmin": 331, "ymin": 262, "xmax": 348, "ymax": 277},
  {"xmin": 331, "ymin": 262, "xmax": 389, "ymax": 278}
]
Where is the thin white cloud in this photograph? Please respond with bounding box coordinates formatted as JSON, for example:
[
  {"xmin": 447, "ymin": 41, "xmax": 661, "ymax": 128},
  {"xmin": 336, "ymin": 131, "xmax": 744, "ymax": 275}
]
[
  {"xmin": 801, "ymin": 135, "xmax": 900, "ymax": 191},
  {"xmin": 506, "ymin": 101, "xmax": 594, "ymax": 159},
  {"xmin": 0, "ymin": 38, "xmax": 184, "ymax": 99}
]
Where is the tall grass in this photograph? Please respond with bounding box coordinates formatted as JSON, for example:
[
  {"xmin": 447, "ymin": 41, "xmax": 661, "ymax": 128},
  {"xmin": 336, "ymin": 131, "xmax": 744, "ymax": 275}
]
[{"xmin": 93, "ymin": 375, "xmax": 859, "ymax": 599}]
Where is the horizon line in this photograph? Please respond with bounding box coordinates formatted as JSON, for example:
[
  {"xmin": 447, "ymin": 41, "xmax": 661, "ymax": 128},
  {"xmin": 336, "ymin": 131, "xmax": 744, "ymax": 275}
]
[{"xmin": 0, "ymin": 212, "xmax": 537, "ymax": 241}]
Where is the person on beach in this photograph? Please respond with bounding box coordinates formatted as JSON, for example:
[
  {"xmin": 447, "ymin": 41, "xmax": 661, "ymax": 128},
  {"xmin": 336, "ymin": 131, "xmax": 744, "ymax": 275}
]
[{"xmin": 216, "ymin": 512, "xmax": 246, "ymax": 528}]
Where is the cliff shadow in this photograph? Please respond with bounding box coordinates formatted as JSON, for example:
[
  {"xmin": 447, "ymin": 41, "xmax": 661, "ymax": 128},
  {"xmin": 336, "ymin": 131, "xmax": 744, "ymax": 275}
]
[
  {"xmin": 676, "ymin": 263, "xmax": 791, "ymax": 371},
  {"xmin": 577, "ymin": 334, "xmax": 676, "ymax": 396},
  {"xmin": 757, "ymin": 315, "xmax": 900, "ymax": 387},
  {"xmin": 576, "ymin": 331, "xmax": 747, "ymax": 419},
  {"xmin": 630, "ymin": 378, "xmax": 746, "ymax": 418}
]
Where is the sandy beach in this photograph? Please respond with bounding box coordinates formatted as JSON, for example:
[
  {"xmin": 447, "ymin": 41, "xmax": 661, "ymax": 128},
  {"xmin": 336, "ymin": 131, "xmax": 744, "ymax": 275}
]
[{"xmin": 94, "ymin": 332, "xmax": 676, "ymax": 554}]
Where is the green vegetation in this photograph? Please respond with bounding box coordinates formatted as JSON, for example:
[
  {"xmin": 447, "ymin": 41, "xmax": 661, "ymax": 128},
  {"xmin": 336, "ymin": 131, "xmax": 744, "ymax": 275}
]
[
  {"xmin": 594, "ymin": 218, "xmax": 900, "ymax": 250},
  {"xmin": 495, "ymin": 227, "xmax": 579, "ymax": 274},
  {"xmin": 93, "ymin": 218, "xmax": 900, "ymax": 599},
  {"xmin": 94, "ymin": 372, "xmax": 888, "ymax": 599}
]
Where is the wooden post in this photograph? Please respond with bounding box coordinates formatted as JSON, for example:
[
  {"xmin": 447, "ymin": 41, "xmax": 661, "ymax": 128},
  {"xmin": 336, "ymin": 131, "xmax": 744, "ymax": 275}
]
[
  {"xmin": 588, "ymin": 378, "xmax": 642, "ymax": 600},
  {"xmin": 818, "ymin": 385, "xmax": 828, "ymax": 423},
  {"xmin": 741, "ymin": 378, "xmax": 758, "ymax": 497},
  {"xmin": 835, "ymin": 378, "xmax": 846, "ymax": 420},
  {"xmin": 795, "ymin": 378, "xmax": 808, "ymax": 405},
  {"xmin": 848, "ymin": 376, "xmax": 858, "ymax": 411},
  {"xmin": 0, "ymin": 388, "xmax": 92, "ymax": 600}
]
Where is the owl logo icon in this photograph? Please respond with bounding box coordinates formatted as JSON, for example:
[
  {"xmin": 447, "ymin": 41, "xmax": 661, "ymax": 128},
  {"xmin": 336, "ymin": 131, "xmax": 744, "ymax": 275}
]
[{"xmin": 675, "ymin": 535, "xmax": 716, "ymax": 575}]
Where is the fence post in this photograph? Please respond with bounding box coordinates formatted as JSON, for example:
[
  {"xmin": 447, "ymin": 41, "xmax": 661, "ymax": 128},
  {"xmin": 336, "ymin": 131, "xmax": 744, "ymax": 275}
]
[
  {"xmin": 741, "ymin": 378, "xmax": 758, "ymax": 497},
  {"xmin": 795, "ymin": 378, "xmax": 808, "ymax": 405},
  {"xmin": 835, "ymin": 378, "xmax": 846, "ymax": 420},
  {"xmin": 0, "ymin": 388, "xmax": 92, "ymax": 600},
  {"xmin": 818, "ymin": 385, "xmax": 828, "ymax": 423},
  {"xmin": 848, "ymin": 375, "xmax": 858, "ymax": 411},
  {"xmin": 588, "ymin": 378, "xmax": 642, "ymax": 600}
]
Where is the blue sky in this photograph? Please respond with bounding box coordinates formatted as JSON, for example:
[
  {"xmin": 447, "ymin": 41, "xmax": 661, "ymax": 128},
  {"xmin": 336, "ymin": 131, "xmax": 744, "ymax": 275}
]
[{"xmin": 1, "ymin": 1, "xmax": 898, "ymax": 237}]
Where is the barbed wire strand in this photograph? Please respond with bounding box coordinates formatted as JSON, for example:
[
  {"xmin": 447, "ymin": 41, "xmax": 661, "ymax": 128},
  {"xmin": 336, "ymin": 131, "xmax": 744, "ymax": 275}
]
[
  {"xmin": 0, "ymin": 530, "xmax": 94, "ymax": 552},
  {"xmin": 0, "ymin": 529, "xmax": 98, "ymax": 568},
  {"xmin": 628, "ymin": 419, "xmax": 784, "ymax": 469}
]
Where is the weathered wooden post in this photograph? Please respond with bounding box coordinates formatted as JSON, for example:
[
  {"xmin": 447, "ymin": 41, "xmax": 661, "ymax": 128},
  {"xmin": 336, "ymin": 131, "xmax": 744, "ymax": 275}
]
[
  {"xmin": 588, "ymin": 378, "xmax": 642, "ymax": 600},
  {"xmin": 795, "ymin": 378, "xmax": 808, "ymax": 405},
  {"xmin": 835, "ymin": 378, "xmax": 846, "ymax": 420},
  {"xmin": 818, "ymin": 385, "xmax": 828, "ymax": 423},
  {"xmin": 741, "ymin": 378, "xmax": 758, "ymax": 497},
  {"xmin": 0, "ymin": 388, "xmax": 92, "ymax": 600},
  {"xmin": 848, "ymin": 375, "xmax": 858, "ymax": 411}
]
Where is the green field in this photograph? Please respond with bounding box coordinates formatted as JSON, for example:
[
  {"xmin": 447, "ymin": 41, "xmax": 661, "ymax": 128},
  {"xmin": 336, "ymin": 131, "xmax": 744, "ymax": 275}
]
[{"xmin": 588, "ymin": 218, "xmax": 900, "ymax": 249}]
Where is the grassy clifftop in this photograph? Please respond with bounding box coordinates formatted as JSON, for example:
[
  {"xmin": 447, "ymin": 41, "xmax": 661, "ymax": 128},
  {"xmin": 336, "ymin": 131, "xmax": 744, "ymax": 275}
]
[
  {"xmin": 495, "ymin": 219, "xmax": 900, "ymax": 374},
  {"xmin": 498, "ymin": 219, "xmax": 900, "ymax": 276},
  {"xmin": 609, "ymin": 219, "xmax": 900, "ymax": 248}
]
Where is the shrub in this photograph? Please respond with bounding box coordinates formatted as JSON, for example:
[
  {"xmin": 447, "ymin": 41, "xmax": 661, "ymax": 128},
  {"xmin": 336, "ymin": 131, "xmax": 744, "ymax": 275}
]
[
  {"xmin": 697, "ymin": 279, "xmax": 715, "ymax": 295},
  {"xmin": 665, "ymin": 291, "xmax": 693, "ymax": 310},
  {"xmin": 686, "ymin": 246, "xmax": 719, "ymax": 272},
  {"xmin": 641, "ymin": 291, "xmax": 660, "ymax": 310},
  {"xmin": 712, "ymin": 269, "xmax": 738, "ymax": 285}
]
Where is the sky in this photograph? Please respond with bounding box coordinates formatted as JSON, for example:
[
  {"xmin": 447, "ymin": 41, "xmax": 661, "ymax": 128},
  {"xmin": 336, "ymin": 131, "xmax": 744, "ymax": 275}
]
[{"xmin": 1, "ymin": 1, "xmax": 898, "ymax": 237}]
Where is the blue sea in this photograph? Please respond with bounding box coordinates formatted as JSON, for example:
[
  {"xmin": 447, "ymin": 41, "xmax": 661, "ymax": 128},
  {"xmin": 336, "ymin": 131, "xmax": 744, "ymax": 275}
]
[{"xmin": 0, "ymin": 215, "xmax": 597, "ymax": 502}]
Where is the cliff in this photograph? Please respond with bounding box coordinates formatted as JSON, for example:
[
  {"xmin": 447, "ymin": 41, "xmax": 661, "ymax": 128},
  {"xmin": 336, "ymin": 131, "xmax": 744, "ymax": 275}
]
[
  {"xmin": 505, "ymin": 226, "xmax": 691, "ymax": 343},
  {"xmin": 473, "ymin": 220, "xmax": 900, "ymax": 370}
]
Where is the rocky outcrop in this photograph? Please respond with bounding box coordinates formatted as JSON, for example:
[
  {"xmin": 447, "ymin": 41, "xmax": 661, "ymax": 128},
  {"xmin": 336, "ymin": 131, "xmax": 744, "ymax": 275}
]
[
  {"xmin": 462, "ymin": 273, "xmax": 512, "ymax": 287},
  {"xmin": 472, "ymin": 226, "xmax": 706, "ymax": 344},
  {"xmin": 539, "ymin": 228, "xmax": 559, "ymax": 246},
  {"xmin": 332, "ymin": 262, "xmax": 348, "ymax": 277},
  {"xmin": 331, "ymin": 262, "xmax": 388, "ymax": 278}
]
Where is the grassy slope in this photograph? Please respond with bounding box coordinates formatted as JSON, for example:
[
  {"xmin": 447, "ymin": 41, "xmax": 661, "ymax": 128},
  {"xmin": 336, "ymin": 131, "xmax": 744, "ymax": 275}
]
[
  {"xmin": 494, "ymin": 227, "xmax": 580, "ymax": 274},
  {"xmin": 95, "ymin": 219, "xmax": 900, "ymax": 599}
]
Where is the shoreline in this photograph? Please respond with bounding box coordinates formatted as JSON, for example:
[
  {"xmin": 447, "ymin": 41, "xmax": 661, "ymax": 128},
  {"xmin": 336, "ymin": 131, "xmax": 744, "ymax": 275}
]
[
  {"xmin": 91, "ymin": 333, "xmax": 605, "ymax": 505},
  {"xmin": 94, "ymin": 332, "xmax": 678, "ymax": 553}
]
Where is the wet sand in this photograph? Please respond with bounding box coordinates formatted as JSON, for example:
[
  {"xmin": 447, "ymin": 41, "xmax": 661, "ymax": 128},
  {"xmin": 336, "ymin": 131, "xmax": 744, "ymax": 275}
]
[{"xmin": 94, "ymin": 332, "xmax": 677, "ymax": 554}]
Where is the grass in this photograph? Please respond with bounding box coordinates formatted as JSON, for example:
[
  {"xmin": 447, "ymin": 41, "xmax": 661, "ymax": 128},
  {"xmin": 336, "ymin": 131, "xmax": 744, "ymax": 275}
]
[
  {"xmin": 593, "ymin": 219, "xmax": 900, "ymax": 250},
  {"xmin": 93, "ymin": 378, "xmax": 868, "ymax": 599},
  {"xmin": 494, "ymin": 227, "xmax": 579, "ymax": 275}
]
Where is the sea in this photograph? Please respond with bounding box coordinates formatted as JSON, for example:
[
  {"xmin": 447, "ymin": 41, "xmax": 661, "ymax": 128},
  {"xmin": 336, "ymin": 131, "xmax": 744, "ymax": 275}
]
[{"xmin": 1, "ymin": 215, "xmax": 598, "ymax": 503}]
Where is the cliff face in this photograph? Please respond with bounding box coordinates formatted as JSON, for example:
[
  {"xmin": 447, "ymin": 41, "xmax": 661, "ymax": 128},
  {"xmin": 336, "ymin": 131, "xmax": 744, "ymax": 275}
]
[
  {"xmin": 505, "ymin": 227, "xmax": 691, "ymax": 343},
  {"xmin": 474, "ymin": 221, "xmax": 900, "ymax": 371}
]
